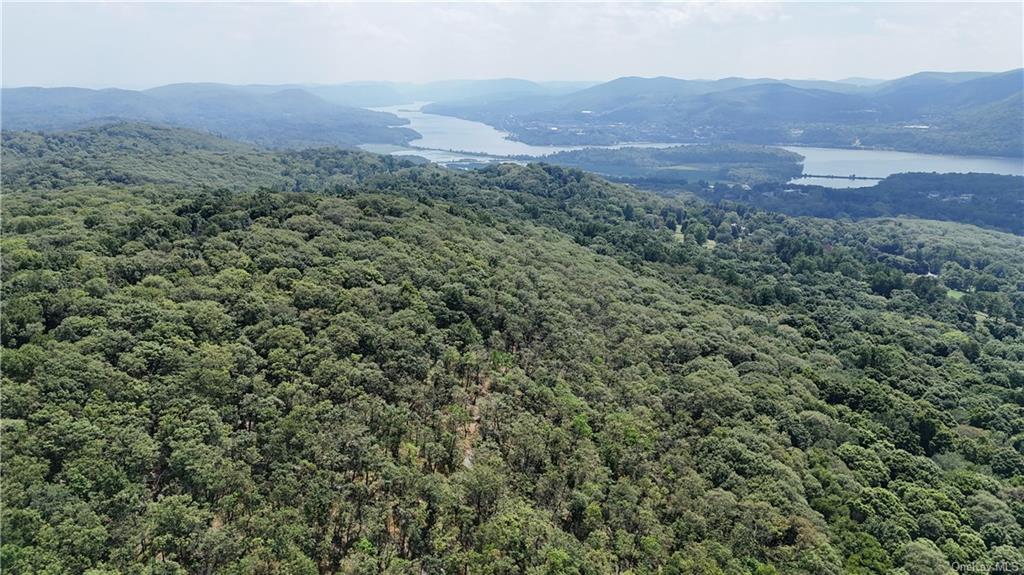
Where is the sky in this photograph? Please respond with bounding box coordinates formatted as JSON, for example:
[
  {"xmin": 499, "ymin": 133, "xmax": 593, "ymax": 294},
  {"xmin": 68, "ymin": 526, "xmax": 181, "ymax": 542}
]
[{"xmin": 2, "ymin": 2, "xmax": 1022, "ymax": 89}]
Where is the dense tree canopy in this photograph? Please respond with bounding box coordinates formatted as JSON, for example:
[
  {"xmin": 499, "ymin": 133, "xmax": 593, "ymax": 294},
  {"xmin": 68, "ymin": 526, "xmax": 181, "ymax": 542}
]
[{"xmin": 2, "ymin": 124, "xmax": 1023, "ymax": 574}]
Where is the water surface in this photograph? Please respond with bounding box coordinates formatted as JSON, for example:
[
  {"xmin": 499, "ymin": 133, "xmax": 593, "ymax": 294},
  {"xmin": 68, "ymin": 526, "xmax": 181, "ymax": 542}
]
[
  {"xmin": 370, "ymin": 102, "xmax": 676, "ymax": 159},
  {"xmin": 373, "ymin": 102, "xmax": 588, "ymax": 157},
  {"xmin": 785, "ymin": 146, "xmax": 1023, "ymax": 188}
]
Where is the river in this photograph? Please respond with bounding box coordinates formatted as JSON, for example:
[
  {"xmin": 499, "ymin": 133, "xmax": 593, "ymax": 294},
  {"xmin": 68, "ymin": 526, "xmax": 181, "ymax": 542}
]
[
  {"xmin": 365, "ymin": 102, "xmax": 585, "ymax": 158},
  {"xmin": 362, "ymin": 102, "xmax": 676, "ymax": 162},
  {"xmin": 362, "ymin": 103, "xmax": 1024, "ymax": 187}
]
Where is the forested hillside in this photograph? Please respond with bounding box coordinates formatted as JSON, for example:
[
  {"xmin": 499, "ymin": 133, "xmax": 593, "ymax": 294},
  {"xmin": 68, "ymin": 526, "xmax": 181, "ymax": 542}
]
[
  {"xmin": 3, "ymin": 125, "xmax": 1024, "ymax": 574},
  {"xmin": 0, "ymin": 124, "xmax": 412, "ymax": 191}
]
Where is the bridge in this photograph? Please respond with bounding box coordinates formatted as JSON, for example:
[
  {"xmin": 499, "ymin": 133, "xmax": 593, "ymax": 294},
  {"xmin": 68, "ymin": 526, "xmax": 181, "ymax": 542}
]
[{"xmin": 799, "ymin": 173, "xmax": 884, "ymax": 181}]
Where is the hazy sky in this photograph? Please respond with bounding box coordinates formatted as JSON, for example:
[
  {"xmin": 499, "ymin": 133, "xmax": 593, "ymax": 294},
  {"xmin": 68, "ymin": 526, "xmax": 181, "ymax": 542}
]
[{"xmin": 3, "ymin": 2, "xmax": 1022, "ymax": 88}]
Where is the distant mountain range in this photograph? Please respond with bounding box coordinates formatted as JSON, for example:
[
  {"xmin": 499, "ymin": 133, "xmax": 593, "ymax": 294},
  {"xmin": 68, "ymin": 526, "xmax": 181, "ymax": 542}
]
[
  {"xmin": 3, "ymin": 72, "xmax": 1021, "ymax": 156},
  {"xmin": 423, "ymin": 70, "xmax": 1024, "ymax": 157},
  {"xmin": 0, "ymin": 80, "xmax": 596, "ymax": 148},
  {"xmin": 306, "ymin": 79, "xmax": 596, "ymax": 107},
  {"xmin": 1, "ymin": 83, "xmax": 421, "ymax": 148}
]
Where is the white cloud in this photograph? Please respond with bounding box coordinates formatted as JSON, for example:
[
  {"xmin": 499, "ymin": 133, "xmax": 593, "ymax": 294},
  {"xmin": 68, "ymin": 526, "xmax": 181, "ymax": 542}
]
[{"xmin": 2, "ymin": 1, "xmax": 1020, "ymax": 87}]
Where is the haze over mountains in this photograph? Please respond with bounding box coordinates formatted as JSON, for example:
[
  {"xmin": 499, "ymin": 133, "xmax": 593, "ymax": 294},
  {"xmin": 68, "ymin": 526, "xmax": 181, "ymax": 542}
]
[
  {"xmin": 424, "ymin": 69, "xmax": 1024, "ymax": 157},
  {"xmin": 305, "ymin": 79, "xmax": 597, "ymax": 108},
  {"xmin": 0, "ymin": 80, "xmax": 594, "ymax": 149},
  {"xmin": 1, "ymin": 85, "xmax": 417, "ymax": 149},
  {"xmin": 4, "ymin": 69, "xmax": 1022, "ymax": 157}
]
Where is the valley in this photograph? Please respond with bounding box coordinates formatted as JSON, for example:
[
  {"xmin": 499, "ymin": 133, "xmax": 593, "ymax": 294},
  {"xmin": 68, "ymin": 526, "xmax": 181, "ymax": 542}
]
[{"xmin": 358, "ymin": 102, "xmax": 1024, "ymax": 189}]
